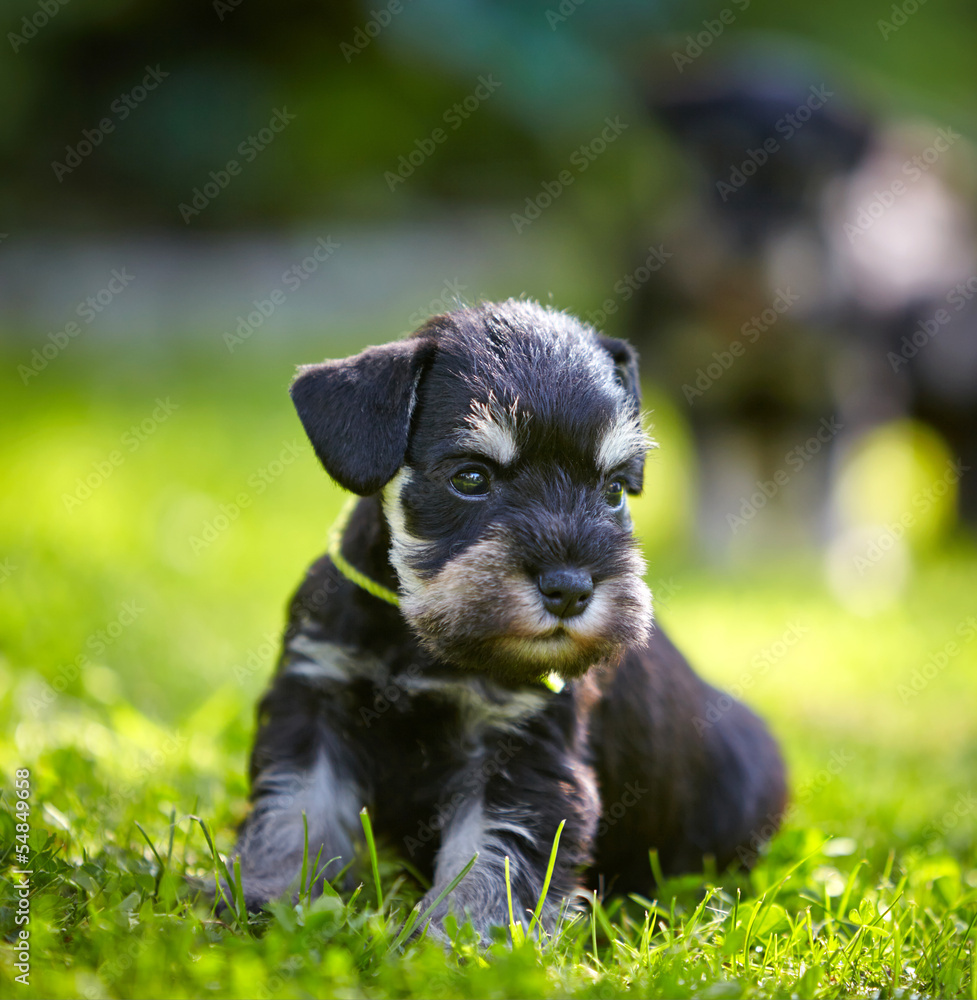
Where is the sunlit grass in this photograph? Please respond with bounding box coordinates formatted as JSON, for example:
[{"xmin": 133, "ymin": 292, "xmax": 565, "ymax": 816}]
[{"xmin": 1, "ymin": 341, "xmax": 975, "ymax": 998}]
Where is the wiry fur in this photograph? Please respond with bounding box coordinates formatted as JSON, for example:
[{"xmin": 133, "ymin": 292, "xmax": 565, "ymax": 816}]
[{"xmin": 230, "ymin": 299, "xmax": 787, "ymax": 939}]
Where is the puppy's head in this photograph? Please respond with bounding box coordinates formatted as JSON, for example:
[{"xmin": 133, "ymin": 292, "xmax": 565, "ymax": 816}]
[{"xmin": 291, "ymin": 299, "xmax": 654, "ymax": 683}]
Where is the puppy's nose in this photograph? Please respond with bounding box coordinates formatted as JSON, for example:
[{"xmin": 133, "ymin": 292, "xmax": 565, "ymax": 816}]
[{"xmin": 537, "ymin": 568, "xmax": 594, "ymax": 619}]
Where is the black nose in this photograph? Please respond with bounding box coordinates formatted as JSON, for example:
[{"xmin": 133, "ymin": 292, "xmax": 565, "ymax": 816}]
[{"xmin": 537, "ymin": 568, "xmax": 594, "ymax": 619}]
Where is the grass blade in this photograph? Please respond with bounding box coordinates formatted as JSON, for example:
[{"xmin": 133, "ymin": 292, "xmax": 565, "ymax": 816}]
[
  {"xmin": 165, "ymin": 808, "xmax": 176, "ymax": 866},
  {"xmin": 134, "ymin": 821, "xmax": 166, "ymax": 900},
  {"xmin": 389, "ymin": 851, "xmax": 479, "ymax": 952},
  {"xmin": 590, "ymin": 890, "xmax": 600, "ymax": 966},
  {"xmin": 505, "ymin": 855, "xmax": 525, "ymax": 946},
  {"xmin": 528, "ymin": 818, "xmax": 565, "ymax": 937},
  {"xmin": 359, "ymin": 807, "xmax": 384, "ymax": 916},
  {"xmin": 299, "ymin": 811, "xmax": 310, "ymax": 903},
  {"xmin": 190, "ymin": 815, "xmax": 248, "ymax": 931},
  {"xmin": 232, "ymin": 856, "xmax": 246, "ymax": 923}
]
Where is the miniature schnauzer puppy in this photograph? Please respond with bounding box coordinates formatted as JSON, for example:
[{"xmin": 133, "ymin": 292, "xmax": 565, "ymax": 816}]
[{"xmin": 231, "ymin": 299, "xmax": 786, "ymax": 936}]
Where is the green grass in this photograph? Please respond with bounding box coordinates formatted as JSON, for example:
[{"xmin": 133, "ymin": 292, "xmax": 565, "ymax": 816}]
[{"xmin": 1, "ymin": 339, "xmax": 976, "ymax": 998}]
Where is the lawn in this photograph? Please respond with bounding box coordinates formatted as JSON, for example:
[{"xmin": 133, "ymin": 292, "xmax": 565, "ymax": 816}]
[{"xmin": 1, "ymin": 338, "xmax": 975, "ymax": 999}]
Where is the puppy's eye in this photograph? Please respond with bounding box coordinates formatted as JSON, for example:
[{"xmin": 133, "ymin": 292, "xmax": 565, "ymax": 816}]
[
  {"xmin": 450, "ymin": 468, "xmax": 490, "ymax": 497},
  {"xmin": 604, "ymin": 479, "xmax": 625, "ymax": 510}
]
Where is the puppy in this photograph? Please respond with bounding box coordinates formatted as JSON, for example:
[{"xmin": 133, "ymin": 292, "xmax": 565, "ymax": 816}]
[{"xmin": 231, "ymin": 299, "xmax": 786, "ymax": 936}]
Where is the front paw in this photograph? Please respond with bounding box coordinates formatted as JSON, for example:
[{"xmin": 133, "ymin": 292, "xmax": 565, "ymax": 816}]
[
  {"xmin": 206, "ymin": 872, "xmax": 278, "ymax": 917},
  {"xmin": 412, "ymin": 883, "xmax": 513, "ymax": 945}
]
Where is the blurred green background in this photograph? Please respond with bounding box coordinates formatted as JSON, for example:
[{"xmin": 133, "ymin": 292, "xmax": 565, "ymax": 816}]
[{"xmin": 1, "ymin": 0, "xmax": 976, "ymax": 995}]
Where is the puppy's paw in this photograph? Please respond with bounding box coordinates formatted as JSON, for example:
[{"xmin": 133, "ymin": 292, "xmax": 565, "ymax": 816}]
[{"xmin": 408, "ymin": 886, "xmax": 515, "ymax": 949}]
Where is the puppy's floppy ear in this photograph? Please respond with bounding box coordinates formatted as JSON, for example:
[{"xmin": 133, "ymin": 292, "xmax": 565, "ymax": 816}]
[
  {"xmin": 290, "ymin": 336, "xmax": 435, "ymax": 495},
  {"xmin": 598, "ymin": 336, "xmax": 642, "ymax": 411}
]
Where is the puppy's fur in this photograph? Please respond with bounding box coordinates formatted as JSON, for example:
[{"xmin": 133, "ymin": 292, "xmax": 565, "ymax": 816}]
[{"xmin": 232, "ymin": 299, "xmax": 786, "ymax": 935}]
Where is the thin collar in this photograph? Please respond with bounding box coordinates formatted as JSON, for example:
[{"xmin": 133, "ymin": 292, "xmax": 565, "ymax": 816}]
[
  {"xmin": 327, "ymin": 497, "xmax": 400, "ymax": 606},
  {"xmin": 325, "ymin": 496, "xmax": 566, "ymax": 694}
]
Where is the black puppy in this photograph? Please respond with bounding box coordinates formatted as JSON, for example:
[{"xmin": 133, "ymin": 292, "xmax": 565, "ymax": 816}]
[{"xmin": 232, "ymin": 299, "xmax": 786, "ymax": 936}]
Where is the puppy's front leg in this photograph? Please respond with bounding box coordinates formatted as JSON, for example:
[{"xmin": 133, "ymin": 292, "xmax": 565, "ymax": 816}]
[
  {"xmin": 418, "ymin": 747, "xmax": 597, "ymax": 942},
  {"xmin": 231, "ymin": 678, "xmax": 364, "ymax": 910}
]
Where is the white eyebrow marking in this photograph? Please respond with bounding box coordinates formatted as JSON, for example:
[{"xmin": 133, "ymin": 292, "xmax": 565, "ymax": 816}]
[
  {"xmin": 596, "ymin": 414, "xmax": 656, "ymax": 472},
  {"xmin": 458, "ymin": 398, "xmax": 522, "ymax": 466}
]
